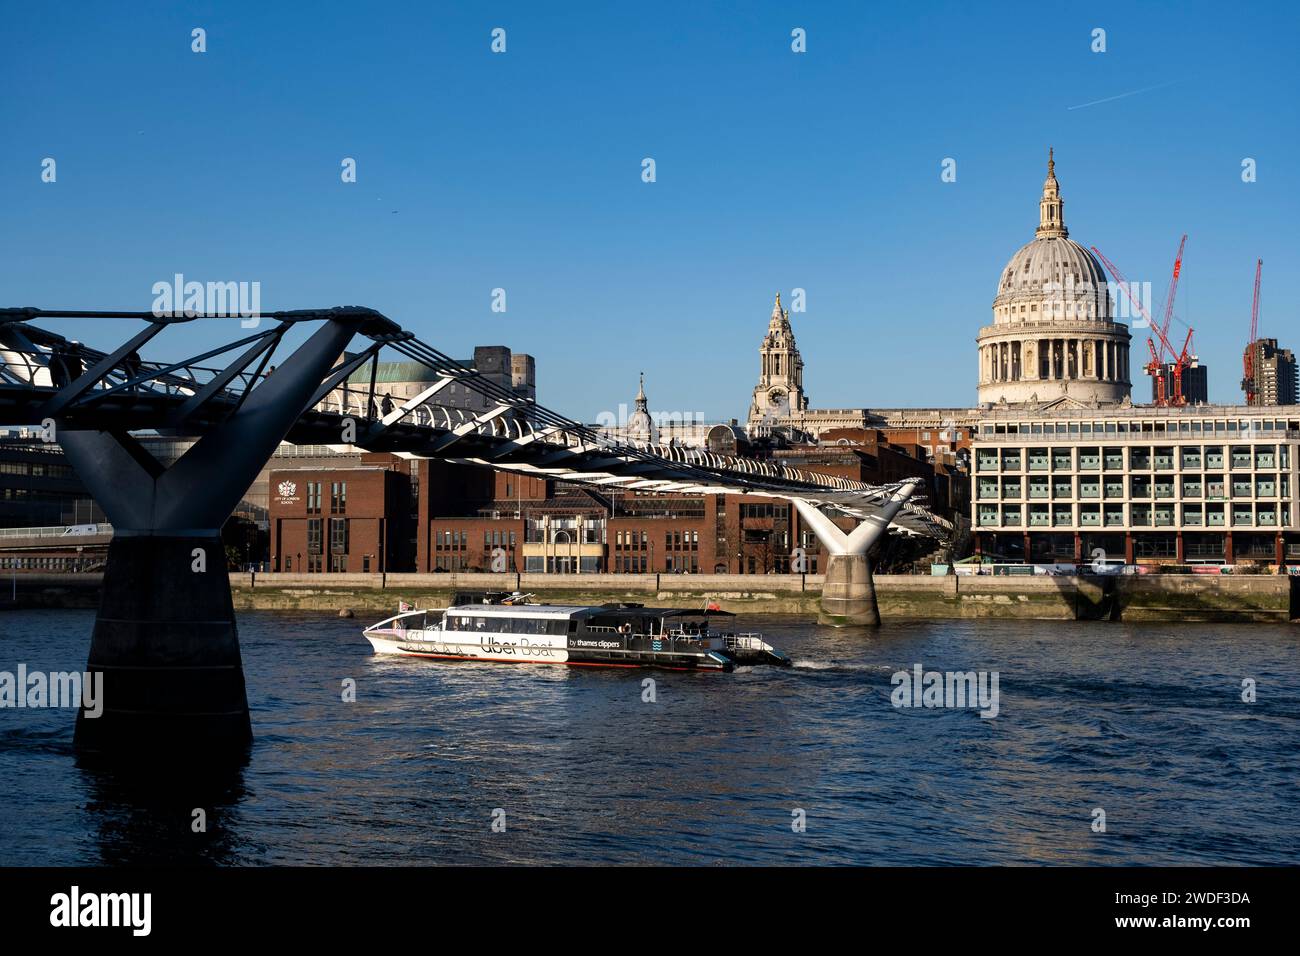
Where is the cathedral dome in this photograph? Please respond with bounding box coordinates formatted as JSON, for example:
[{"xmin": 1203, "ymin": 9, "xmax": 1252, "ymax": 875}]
[
  {"xmin": 990, "ymin": 148, "xmax": 1112, "ymax": 326},
  {"xmin": 993, "ymin": 235, "xmax": 1112, "ymax": 324},
  {"xmin": 976, "ymin": 150, "xmax": 1131, "ymax": 407}
]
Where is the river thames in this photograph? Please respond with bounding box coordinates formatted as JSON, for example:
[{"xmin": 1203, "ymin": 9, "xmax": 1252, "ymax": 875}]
[{"xmin": 1, "ymin": 609, "xmax": 1296, "ymax": 865}]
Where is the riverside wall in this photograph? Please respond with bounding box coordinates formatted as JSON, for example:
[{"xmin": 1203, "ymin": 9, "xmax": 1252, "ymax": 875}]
[{"xmin": 3, "ymin": 571, "xmax": 1291, "ymax": 623}]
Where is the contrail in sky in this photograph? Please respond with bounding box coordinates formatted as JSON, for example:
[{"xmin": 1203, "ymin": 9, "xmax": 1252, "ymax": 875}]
[{"xmin": 1067, "ymin": 80, "xmax": 1179, "ymax": 111}]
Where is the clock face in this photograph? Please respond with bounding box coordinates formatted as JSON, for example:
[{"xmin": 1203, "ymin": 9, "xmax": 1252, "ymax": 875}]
[{"xmin": 768, "ymin": 389, "xmax": 786, "ymax": 405}]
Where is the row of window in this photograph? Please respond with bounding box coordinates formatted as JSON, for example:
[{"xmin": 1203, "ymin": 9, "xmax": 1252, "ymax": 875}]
[
  {"xmin": 304, "ymin": 518, "xmax": 349, "ymax": 554},
  {"xmin": 444, "ymin": 615, "xmax": 568, "ymax": 635},
  {"xmin": 977, "ymin": 502, "xmax": 1292, "ymax": 529},
  {"xmin": 283, "ymin": 553, "xmax": 348, "ymax": 572},
  {"xmin": 976, "ymin": 474, "xmax": 1290, "ymax": 501},
  {"xmin": 617, "ymin": 501, "xmax": 706, "ymax": 519},
  {"xmin": 305, "ymin": 481, "xmax": 348, "ymax": 515},
  {"xmin": 434, "ymin": 530, "xmax": 470, "ymax": 550},
  {"xmin": 525, "ymin": 529, "xmax": 603, "ymax": 544},
  {"xmin": 615, "ymin": 530, "xmax": 648, "ymax": 550},
  {"xmin": 976, "ymin": 445, "xmax": 1291, "ymax": 473},
  {"xmin": 0, "ymin": 556, "xmax": 95, "ymax": 570},
  {"xmin": 433, "ymin": 532, "xmax": 521, "ymax": 552},
  {"xmin": 0, "ymin": 462, "xmax": 75, "ymax": 478},
  {"xmin": 995, "ymin": 301, "xmax": 1103, "ymax": 318},
  {"xmin": 612, "ymin": 530, "xmax": 703, "ymax": 550},
  {"xmin": 981, "ymin": 419, "xmax": 1299, "ymax": 437},
  {"xmin": 665, "ymin": 531, "xmax": 699, "ymax": 550},
  {"xmin": 523, "ymin": 556, "xmax": 602, "ymax": 573},
  {"xmin": 739, "ymin": 503, "xmax": 790, "ymax": 520}
]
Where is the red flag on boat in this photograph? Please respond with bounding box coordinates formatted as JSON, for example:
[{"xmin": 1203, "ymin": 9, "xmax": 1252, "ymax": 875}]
[
  {"xmin": 399, "ymin": 600, "xmax": 412, "ymax": 612},
  {"xmin": 706, "ymin": 601, "xmax": 721, "ymax": 612}
]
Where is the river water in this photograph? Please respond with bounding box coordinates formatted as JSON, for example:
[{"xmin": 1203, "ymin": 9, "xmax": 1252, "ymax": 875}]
[{"xmin": 1, "ymin": 609, "xmax": 1296, "ymax": 865}]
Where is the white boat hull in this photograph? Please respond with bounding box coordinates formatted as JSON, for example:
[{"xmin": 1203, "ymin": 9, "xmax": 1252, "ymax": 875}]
[
  {"xmin": 360, "ymin": 601, "xmax": 778, "ymax": 671},
  {"xmin": 364, "ymin": 628, "xmax": 571, "ymax": 665}
]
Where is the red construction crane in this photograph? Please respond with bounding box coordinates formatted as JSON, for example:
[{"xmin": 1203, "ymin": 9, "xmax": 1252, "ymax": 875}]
[
  {"xmin": 1092, "ymin": 244, "xmax": 1195, "ymax": 406},
  {"xmin": 1241, "ymin": 259, "xmax": 1263, "ymax": 404},
  {"xmin": 1155, "ymin": 234, "xmax": 1188, "ymax": 363}
]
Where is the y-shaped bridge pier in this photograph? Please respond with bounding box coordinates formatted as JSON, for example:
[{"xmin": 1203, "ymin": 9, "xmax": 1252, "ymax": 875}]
[{"xmin": 793, "ymin": 481, "xmax": 921, "ymax": 625}]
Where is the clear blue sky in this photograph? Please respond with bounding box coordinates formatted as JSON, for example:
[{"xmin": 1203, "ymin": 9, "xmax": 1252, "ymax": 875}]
[{"xmin": 2, "ymin": 1, "xmax": 1296, "ymax": 419}]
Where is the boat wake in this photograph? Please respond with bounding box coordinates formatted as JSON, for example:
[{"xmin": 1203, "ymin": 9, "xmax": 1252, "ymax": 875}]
[{"xmin": 790, "ymin": 660, "xmax": 892, "ymax": 673}]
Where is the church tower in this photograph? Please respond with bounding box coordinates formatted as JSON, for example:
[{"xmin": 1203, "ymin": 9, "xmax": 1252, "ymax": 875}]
[{"xmin": 748, "ymin": 293, "xmax": 808, "ymax": 429}]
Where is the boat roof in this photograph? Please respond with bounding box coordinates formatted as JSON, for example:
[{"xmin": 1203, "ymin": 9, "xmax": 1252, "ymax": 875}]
[
  {"xmin": 446, "ymin": 603, "xmax": 734, "ymax": 619},
  {"xmin": 448, "ymin": 604, "xmax": 589, "ymax": 616},
  {"xmin": 575, "ymin": 606, "xmax": 735, "ymax": 620}
]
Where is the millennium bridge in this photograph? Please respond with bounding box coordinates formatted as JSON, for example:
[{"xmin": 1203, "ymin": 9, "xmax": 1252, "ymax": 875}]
[{"xmin": 0, "ymin": 306, "xmax": 951, "ymax": 760}]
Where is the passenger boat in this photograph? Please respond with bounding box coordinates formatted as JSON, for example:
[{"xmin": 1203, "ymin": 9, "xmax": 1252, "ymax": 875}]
[{"xmin": 362, "ymin": 591, "xmax": 791, "ymax": 672}]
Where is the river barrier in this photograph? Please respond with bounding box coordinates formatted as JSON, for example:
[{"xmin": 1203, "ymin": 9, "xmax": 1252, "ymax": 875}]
[{"xmin": 5, "ymin": 571, "xmax": 1295, "ymax": 623}]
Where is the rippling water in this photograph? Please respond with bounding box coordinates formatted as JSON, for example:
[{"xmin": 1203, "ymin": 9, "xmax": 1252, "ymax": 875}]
[{"xmin": 1, "ymin": 609, "xmax": 1297, "ymax": 865}]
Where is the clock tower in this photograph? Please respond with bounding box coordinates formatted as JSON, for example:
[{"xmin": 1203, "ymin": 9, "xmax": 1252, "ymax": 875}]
[{"xmin": 747, "ymin": 293, "xmax": 808, "ymax": 430}]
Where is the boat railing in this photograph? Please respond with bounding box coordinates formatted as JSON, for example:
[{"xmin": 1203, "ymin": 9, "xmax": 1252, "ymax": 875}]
[
  {"xmin": 369, "ymin": 608, "xmax": 439, "ymax": 632},
  {"xmin": 723, "ymin": 633, "xmax": 770, "ymax": 651},
  {"xmin": 666, "ymin": 627, "xmax": 709, "ymax": 639}
]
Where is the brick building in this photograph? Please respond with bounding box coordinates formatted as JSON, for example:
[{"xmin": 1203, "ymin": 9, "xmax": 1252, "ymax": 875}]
[{"xmin": 268, "ymin": 458, "xmax": 414, "ymax": 573}]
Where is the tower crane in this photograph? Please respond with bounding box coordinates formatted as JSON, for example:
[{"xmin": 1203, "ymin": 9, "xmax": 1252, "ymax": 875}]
[
  {"xmin": 1155, "ymin": 234, "xmax": 1188, "ymax": 365},
  {"xmin": 1092, "ymin": 244, "xmax": 1195, "ymax": 406},
  {"xmin": 1241, "ymin": 259, "xmax": 1263, "ymax": 404}
]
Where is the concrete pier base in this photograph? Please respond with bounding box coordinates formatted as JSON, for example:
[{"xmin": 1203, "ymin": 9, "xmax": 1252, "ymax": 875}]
[
  {"xmin": 74, "ymin": 534, "xmax": 252, "ymax": 760},
  {"xmin": 818, "ymin": 553, "xmax": 880, "ymax": 626}
]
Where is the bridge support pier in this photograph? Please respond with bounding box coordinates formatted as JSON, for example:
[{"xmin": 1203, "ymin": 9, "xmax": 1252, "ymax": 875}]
[
  {"xmin": 819, "ymin": 553, "xmax": 880, "ymax": 626},
  {"xmin": 792, "ymin": 481, "xmax": 919, "ymax": 628},
  {"xmin": 56, "ymin": 315, "xmax": 365, "ymax": 762},
  {"xmin": 75, "ymin": 534, "xmax": 252, "ymax": 757}
]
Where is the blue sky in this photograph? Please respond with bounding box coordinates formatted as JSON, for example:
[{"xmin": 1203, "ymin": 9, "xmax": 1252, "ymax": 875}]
[{"xmin": 2, "ymin": 1, "xmax": 1296, "ymax": 419}]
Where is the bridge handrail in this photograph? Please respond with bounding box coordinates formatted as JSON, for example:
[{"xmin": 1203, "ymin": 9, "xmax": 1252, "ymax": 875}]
[{"xmin": 0, "ymin": 523, "xmax": 113, "ymax": 539}]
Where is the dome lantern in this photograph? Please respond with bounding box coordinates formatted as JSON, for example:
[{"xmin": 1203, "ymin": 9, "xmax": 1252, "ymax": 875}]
[{"xmin": 1036, "ymin": 147, "xmax": 1067, "ymax": 239}]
